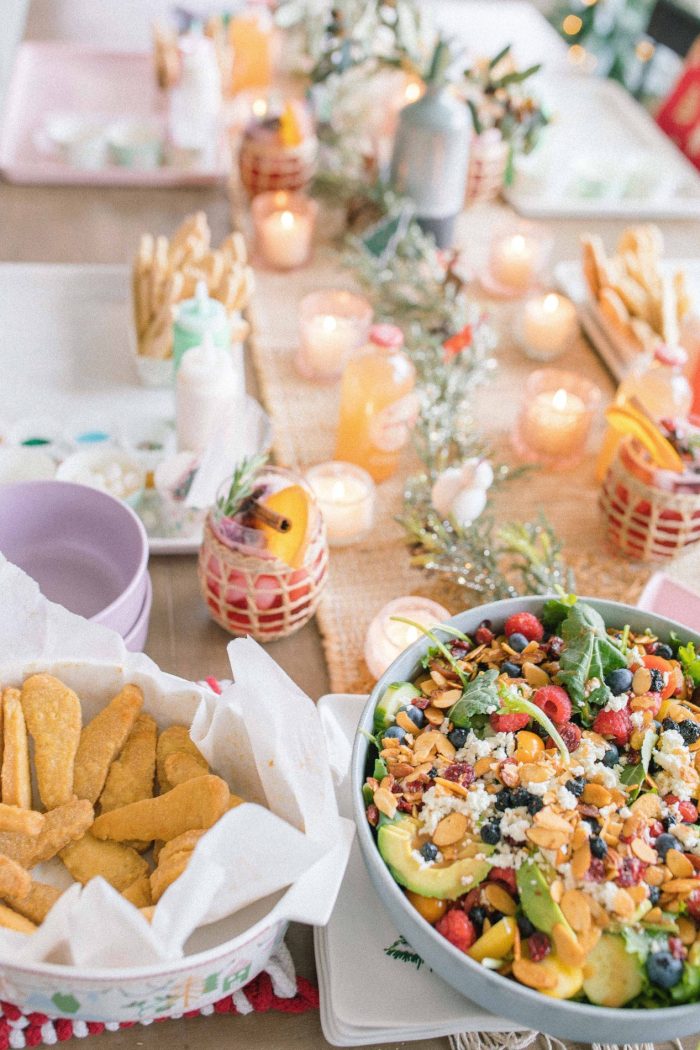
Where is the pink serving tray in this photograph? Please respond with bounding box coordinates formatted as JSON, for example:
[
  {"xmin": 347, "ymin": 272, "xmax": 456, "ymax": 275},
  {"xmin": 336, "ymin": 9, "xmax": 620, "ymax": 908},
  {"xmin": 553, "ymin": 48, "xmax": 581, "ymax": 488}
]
[
  {"xmin": 0, "ymin": 41, "xmax": 228, "ymax": 187},
  {"xmin": 637, "ymin": 572, "xmax": 700, "ymax": 632}
]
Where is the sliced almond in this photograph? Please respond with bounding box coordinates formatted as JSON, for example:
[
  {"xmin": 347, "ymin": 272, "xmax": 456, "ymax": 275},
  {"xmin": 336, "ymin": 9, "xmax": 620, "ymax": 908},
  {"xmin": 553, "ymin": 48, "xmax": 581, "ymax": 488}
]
[
  {"xmin": 667, "ymin": 849, "xmax": 694, "ymax": 879},
  {"xmin": 631, "ymin": 839, "xmax": 658, "ymax": 864},
  {"xmin": 550, "ymin": 878, "xmax": 564, "ymax": 904},
  {"xmin": 572, "ymin": 824, "xmax": 589, "ymax": 851},
  {"xmin": 518, "ymin": 763, "xmax": 551, "ymax": 785},
  {"xmin": 578, "ymin": 925, "xmax": 602, "ymax": 954},
  {"xmin": 433, "ymin": 811, "xmax": 468, "ymax": 847},
  {"xmin": 571, "ymin": 841, "xmax": 592, "ymax": 879},
  {"xmin": 613, "ymin": 888, "xmax": 636, "ymax": 918},
  {"xmin": 413, "ymin": 731, "xmax": 441, "ymax": 761},
  {"xmin": 586, "ymin": 895, "xmax": 610, "ymax": 928},
  {"xmin": 632, "ymin": 667, "xmax": 652, "ymax": 695},
  {"xmin": 512, "ymin": 958, "xmax": 556, "ymax": 991},
  {"xmin": 560, "ymin": 889, "xmax": 592, "ymax": 934},
  {"xmin": 434, "ymin": 776, "xmax": 468, "ymax": 798},
  {"xmin": 552, "ymin": 922, "xmax": 586, "ymax": 966},
  {"xmin": 430, "ymin": 669, "xmax": 449, "ymax": 688},
  {"xmin": 582, "ymin": 783, "xmax": 613, "ymax": 808},
  {"xmin": 627, "ymin": 883, "xmax": 648, "ymax": 905},
  {"xmin": 483, "ymin": 883, "xmax": 517, "ymax": 916},
  {"xmin": 630, "ymin": 792, "xmax": 661, "ymax": 819},
  {"xmin": 422, "ymin": 706, "xmax": 445, "ymax": 727},
  {"xmin": 535, "ymin": 807, "xmax": 573, "ymax": 834},
  {"xmin": 373, "ymin": 787, "xmax": 397, "ymax": 818},
  {"xmin": 522, "ymin": 662, "xmax": 549, "ymax": 688},
  {"xmin": 430, "ymin": 688, "xmax": 462, "ymax": 710},
  {"xmin": 643, "ymin": 906, "xmax": 664, "ymax": 924},
  {"xmin": 662, "ymin": 875, "xmax": 700, "ymax": 895},
  {"xmin": 434, "ymin": 734, "xmax": 457, "ymax": 760},
  {"xmin": 474, "ymin": 757, "xmax": 493, "ymax": 778},
  {"xmin": 526, "ymin": 827, "xmax": 569, "ymax": 850},
  {"xmin": 645, "ymin": 865, "xmax": 667, "ymax": 887},
  {"xmin": 678, "ymin": 915, "xmax": 696, "ymax": 945}
]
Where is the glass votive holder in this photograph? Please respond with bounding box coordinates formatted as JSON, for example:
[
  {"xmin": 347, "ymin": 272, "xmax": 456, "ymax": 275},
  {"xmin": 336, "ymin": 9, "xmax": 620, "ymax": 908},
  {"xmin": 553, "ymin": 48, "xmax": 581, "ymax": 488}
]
[
  {"xmin": 251, "ymin": 190, "xmax": 318, "ymax": 271},
  {"xmin": 512, "ymin": 367, "xmax": 602, "ymax": 471},
  {"xmin": 296, "ymin": 289, "xmax": 373, "ymax": 382},
  {"xmin": 364, "ymin": 595, "xmax": 451, "ymax": 681},
  {"xmin": 305, "ymin": 461, "xmax": 375, "ymax": 547},
  {"xmin": 482, "ymin": 223, "xmax": 552, "ymax": 299},
  {"xmin": 518, "ymin": 292, "xmax": 579, "ymax": 362}
]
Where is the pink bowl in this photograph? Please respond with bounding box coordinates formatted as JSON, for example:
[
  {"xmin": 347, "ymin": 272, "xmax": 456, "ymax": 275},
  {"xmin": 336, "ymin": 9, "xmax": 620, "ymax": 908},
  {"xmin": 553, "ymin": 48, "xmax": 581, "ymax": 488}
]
[
  {"xmin": 0, "ymin": 480, "xmax": 149, "ymax": 637},
  {"xmin": 124, "ymin": 571, "xmax": 152, "ymax": 652}
]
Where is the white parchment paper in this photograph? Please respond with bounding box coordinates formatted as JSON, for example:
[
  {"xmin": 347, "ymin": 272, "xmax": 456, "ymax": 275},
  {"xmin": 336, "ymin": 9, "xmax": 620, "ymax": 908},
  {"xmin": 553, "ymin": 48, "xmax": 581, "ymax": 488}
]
[{"xmin": 0, "ymin": 555, "xmax": 351, "ymax": 969}]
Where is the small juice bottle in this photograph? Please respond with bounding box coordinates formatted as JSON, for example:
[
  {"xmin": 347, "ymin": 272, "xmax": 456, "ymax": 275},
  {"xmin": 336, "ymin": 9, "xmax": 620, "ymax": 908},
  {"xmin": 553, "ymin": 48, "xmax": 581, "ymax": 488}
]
[{"xmin": 334, "ymin": 324, "xmax": 418, "ymax": 482}]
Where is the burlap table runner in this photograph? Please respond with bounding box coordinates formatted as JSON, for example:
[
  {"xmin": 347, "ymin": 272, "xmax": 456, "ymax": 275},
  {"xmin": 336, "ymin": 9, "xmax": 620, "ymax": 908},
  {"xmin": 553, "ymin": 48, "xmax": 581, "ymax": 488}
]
[{"xmin": 243, "ymin": 202, "xmax": 677, "ymax": 693}]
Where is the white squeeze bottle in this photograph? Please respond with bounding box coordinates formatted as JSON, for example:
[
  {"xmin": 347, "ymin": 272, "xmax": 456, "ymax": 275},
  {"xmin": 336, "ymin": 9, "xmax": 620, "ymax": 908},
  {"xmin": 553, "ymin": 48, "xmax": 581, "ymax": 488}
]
[{"xmin": 176, "ymin": 336, "xmax": 245, "ymax": 453}]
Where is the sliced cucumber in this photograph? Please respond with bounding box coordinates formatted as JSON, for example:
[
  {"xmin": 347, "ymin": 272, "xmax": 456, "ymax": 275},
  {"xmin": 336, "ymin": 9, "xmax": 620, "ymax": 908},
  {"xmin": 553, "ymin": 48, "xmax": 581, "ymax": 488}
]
[
  {"xmin": 374, "ymin": 682, "xmax": 421, "ymax": 732},
  {"xmin": 582, "ymin": 934, "xmax": 644, "ymax": 1008}
]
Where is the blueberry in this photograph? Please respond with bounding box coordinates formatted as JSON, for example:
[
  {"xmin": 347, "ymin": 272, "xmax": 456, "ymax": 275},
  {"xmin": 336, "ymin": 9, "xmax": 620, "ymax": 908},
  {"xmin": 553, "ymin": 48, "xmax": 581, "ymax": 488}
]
[
  {"xmin": 646, "ymin": 950, "xmax": 684, "ymax": 989},
  {"xmin": 398, "ymin": 704, "xmax": 425, "ymax": 729},
  {"xmin": 649, "ymin": 668, "xmax": 665, "ymax": 694},
  {"xmin": 567, "ymin": 776, "xmax": 585, "ymax": 797},
  {"xmin": 602, "ymin": 745, "xmax": 619, "ymax": 768},
  {"xmin": 655, "ymin": 833, "xmax": 680, "ymax": 860},
  {"xmin": 604, "ymin": 667, "xmax": 633, "ymax": 694},
  {"xmin": 663, "ymin": 814, "xmax": 678, "ymax": 830},
  {"xmin": 420, "ymin": 842, "xmax": 438, "ymax": 862},
  {"xmin": 449, "ymin": 727, "xmax": 468, "ymax": 749},
  {"xmin": 489, "ymin": 910, "xmax": 504, "ymax": 924},
  {"xmin": 583, "ymin": 816, "xmax": 601, "ymax": 834},
  {"xmin": 649, "ymin": 886, "xmax": 661, "ymax": 906},
  {"xmin": 480, "ymin": 821, "xmax": 501, "ymax": 845},
  {"xmin": 508, "ymin": 633, "xmax": 529, "ymax": 653},
  {"xmin": 384, "ymin": 725, "xmax": 406, "ymax": 741},
  {"xmin": 510, "ymin": 788, "xmax": 531, "ymax": 808},
  {"xmin": 680, "ymin": 720, "xmax": 700, "ymax": 745},
  {"xmin": 427, "ymin": 767, "xmax": 438, "ymax": 779},
  {"xmin": 653, "ymin": 643, "xmax": 674, "ymax": 660},
  {"xmin": 517, "ymin": 914, "xmax": 536, "ymax": 938},
  {"xmin": 527, "ymin": 795, "xmax": 544, "ymax": 815},
  {"xmin": 501, "ymin": 661, "xmax": 521, "ymax": 678},
  {"xmin": 469, "ymin": 905, "xmax": 487, "ymax": 930},
  {"xmin": 495, "ymin": 789, "xmax": 513, "ymax": 811},
  {"xmin": 662, "ymin": 718, "xmax": 680, "ymax": 734},
  {"xmin": 590, "ymin": 836, "xmax": 608, "ymax": 858}
]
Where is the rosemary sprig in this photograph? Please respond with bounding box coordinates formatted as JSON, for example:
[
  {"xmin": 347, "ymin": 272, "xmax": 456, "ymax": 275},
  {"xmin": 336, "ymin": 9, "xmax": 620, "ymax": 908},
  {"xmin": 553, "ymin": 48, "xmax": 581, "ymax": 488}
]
[{"xmin": 215, "ymin": 452, "xmax": 269, "ymax": 520}]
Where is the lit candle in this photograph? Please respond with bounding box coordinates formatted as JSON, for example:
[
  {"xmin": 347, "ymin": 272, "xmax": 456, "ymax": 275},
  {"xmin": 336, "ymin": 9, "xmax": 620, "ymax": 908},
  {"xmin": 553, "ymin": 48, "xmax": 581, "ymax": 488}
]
[
  {"xmin": 520, "ymin": 292, "xmax": 578, "ymax": 361},
  {"xmin": 489, "ymin": 232, "xmax": 540, "ymax": 295},
  {"xmin": 297, "ymin": 290, "xmax": 372, "ymax": 381},
  {"xmin": 252, "ymin": 190, "xmax": 317, "ymax": 271},
  {"xmin": 513, "ymin": 368, "xmax": 601, "ymax": 470},
  {"xmin": 305, "ymin": 461, "xmax": 375, "ymax": 546},
  {"xmin": 364, "ymin": 596, "xmax": 452, "ymax": 681}
]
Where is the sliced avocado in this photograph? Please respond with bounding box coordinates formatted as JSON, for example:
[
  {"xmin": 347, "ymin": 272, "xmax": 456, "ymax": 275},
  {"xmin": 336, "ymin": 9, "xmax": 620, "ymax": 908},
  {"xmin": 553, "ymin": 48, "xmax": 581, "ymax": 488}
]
[
  {"xmin": 516, "ymin": 860, "xmax": 570, "ymax": 935},
  {"xmin": 378, "ymin": 815, "xmax": 490, "ymax": 900},
  {"xmin": 582, "ymin": 934, "xmax": 644, "ymax": 1007},
  {"xmin": 374, "ymin": 682, "xmax": 421, "ymax": 732}
]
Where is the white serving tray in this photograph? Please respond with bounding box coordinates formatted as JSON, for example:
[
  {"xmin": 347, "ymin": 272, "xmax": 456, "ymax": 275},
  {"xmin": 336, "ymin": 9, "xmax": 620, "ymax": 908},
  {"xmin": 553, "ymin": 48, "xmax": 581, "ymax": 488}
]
[
  {"xmin": 506, "ymin": 74, "xmax": 700, "ymax": 219},
  {"xmin": 314, "ymin": 694, "xmax": 516, "ymax": 1046},
  {"xmin": 555, "ymin": 256, "xmax": 700, "ymax": 381},
  {"xmin": 0, "ymin": 262, "xmax": 268, "ymax": 555}
]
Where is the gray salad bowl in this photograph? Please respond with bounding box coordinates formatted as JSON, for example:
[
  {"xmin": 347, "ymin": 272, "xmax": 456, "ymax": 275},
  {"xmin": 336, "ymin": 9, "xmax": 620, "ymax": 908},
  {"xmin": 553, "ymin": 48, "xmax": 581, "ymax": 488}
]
[{"xmin": 351, "ymin": 595, "xmax": 700, "ymax": 1043}]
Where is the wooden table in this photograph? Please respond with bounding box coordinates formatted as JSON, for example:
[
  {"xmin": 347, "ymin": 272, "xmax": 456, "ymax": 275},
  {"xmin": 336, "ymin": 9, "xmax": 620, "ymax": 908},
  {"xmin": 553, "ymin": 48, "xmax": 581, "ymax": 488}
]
[{"xmin": 3, "ymin": 3, "xmax": 700, "ymax": 1049}]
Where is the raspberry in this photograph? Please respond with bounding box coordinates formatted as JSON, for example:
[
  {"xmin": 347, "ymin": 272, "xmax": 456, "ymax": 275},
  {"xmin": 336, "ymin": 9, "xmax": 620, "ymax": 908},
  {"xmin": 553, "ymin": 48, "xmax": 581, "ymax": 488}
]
[
  {"xmin": 475, "ymin": 625, "xmax": 494, "ymax": 645},
  {"xmin": 488, "ymin": 867, "xmax": 517, "ymax": 894},
  {"xmin": 527, "ymin": 931, "xmax": 551, "ymax": 962},
  {"xmin": 615, "ymin": 857, "xmax": 644, "ymax": 887},
  {"xmin": 489, "ymin": 711, "xmax": 530, "ymax": 733},
  {"xmin": 533, "ymin": 685, "xmax": 572, "ymax": 725},
  {"xmin": 686, "ymin": 889, "xmax": 700, "ymax": 921},
  {"xmin": 504, "ymin": 612, "xmax": 544, "ymax": 642},
  {"xmin": 585, "ymin": 858, "xmax": 606, "ymax": 882},
  {"xmin": 665, "ymin": 796, "xmax": 699, "ymax": 824},
  {"xmin": 559, "ymin": 722, "xmax": 583, "ymax": 752},
  {"xmin": 649, "ymin": 820, "xmax": 665, "ymax": 839},
  {"xmin": 442, "ymin": 762, "xmax": 475, "ymax": 786},
  {"xmin": 435, "ymin": 908, "xmax": 477, "ymax": 952},
  {"xmin": 669, "ymin": 937, "xmax": 688, "ymax": 960},
  {"xmin": 592, "ymin": 707, "xmax": 632, "ymax": 746}
]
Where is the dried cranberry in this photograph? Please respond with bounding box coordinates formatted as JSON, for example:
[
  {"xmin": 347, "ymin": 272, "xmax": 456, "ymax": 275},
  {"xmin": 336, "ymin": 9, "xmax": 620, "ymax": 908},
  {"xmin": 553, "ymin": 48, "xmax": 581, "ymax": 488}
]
[
  {"xmin": 488, "ymin": 867, "xmax": 517, "ymax": 894},
  {"xmin": 397, "ymin": 798, "xmax": 414, "ymax": 812},
  {"xmin": 669, "ymin": 937, "xmax": 688, "ymax": 960},
  {"xmin": 648, "ymin": 820, "xmax": 665, "ymax": 839},
  {"xmin": 615, "ymin": 857, "xmax": 645, "ymax": 887},
  {"xmin": 366, "ymin": 804, "xmax": 379, "ymax": 826},
  {"xmin": 475, "ymin": 625, "xmax": 494, "ymax": 645},
  {"xmin": 547, "ymin": 636, "xmax": 564, "ymax": 658},
  {"xmin": 450, "ymin": 640, "xmax": 471, "ymax": 658},
  {"xmin": 585, "ymin": 858, "xmax": 606, "ymax": 882},
  {"xmin": 687, "ymin": 889, "xmax": 700, "ymax": 920},
  {"xmin": 556, "ymin": 722, "xmax": 582, "ymax": 752},
  {"xmin": 391, "ymin": 783, "xmax": 403, "ymax": 794},
  {"xmin": 527, "ymin": 932, "xmax": 551, "ymax": 962},
  {"xmin": 461, "ymin": 888, "xmax": 481, "ymax": 913},
  {"xmin": 443, "ymin": 762, "xmax": 475, "ymax": 785}
]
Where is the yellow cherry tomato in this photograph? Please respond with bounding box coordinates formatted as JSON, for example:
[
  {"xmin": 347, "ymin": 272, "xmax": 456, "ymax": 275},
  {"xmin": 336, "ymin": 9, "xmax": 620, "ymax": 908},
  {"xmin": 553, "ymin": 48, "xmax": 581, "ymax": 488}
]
[
  {"xmin": 514, "ymin": 730, "xmax": 545, "ymax": 763},
  {"xmin": 405, "ymin": 890, "xmax": 447, "ymax": 925}
]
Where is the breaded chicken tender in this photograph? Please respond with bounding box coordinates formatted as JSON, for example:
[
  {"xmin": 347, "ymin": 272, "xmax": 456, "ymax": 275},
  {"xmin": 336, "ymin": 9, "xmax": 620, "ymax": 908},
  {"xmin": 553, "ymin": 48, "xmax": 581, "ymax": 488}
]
[
  {"xmin": 5, "ymin": 880, "xmax": 63, "ymax": 924},
  {"xmin": 99, "ymin": 714, "xmax": 157, "ymax": 813},
  {"xmin": 73, "ymin": 685, "xmax": 143, "ymax": 804},
  {"xmin": 21, "ymin": 675, "xmax": 82, "ymax": 809},
  {"xmin": 0, "ymin": 855, "xmax": 31, "ymax": 899},
  {"xmin": 0, "ymin": 799, "xmax": 93, "ymax": 868},
  {"xmin": 2, "ymin": 689, "xmax": 31, "ymax": 809},
  {"xmin": 91, "ymin": 776, "xmax": 229, "ymax": 843},
  {"xmin": 60, "ymin": 832, "xmax": 149, "ymax": 892},
  {"xmin": 156, "ymin": 726, "xmax": 208, "ymax": 793}
]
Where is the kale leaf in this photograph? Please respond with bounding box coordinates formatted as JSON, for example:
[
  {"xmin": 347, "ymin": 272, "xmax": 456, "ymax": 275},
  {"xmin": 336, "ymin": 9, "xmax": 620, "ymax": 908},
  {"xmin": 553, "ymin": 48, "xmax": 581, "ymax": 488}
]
[
  {"xmin": 541, "ymin": 593, "xmax": 578, "ymax": 631},
  {"xmin": 678, "ymin": 641, "xmax": 700, "ymax": 686},
  {"xmin": 554, "ymin": 601, "xmax": 627, "ymax": 714},
  {"xmin": 448, "ymin": 670, "xmax": 499, "ymax": 728}
]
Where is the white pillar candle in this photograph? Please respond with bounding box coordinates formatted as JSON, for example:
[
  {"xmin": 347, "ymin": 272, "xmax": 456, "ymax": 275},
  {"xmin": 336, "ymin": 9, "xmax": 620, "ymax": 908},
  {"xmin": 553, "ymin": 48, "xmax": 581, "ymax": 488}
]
[
  {"xmin": 304, "ymin": 315, "xmax": 361, "ymax": 377},
  {"xmin": 258, "ymin": 208, "xmax": 312, "ymax": 270},
  {"xmin": 297, "ymin": 290, "xmax": 372, "ymax": 381},
  {"xmin": 521, "ymin": 292, "xmax": 578, "ymax": 360},
  {"xmin": 489, "ymin": 232, "xmax": 539, "ymax": 294},
  {"xmin": 176, "ymin": 339, "xmax": 246, "ymax": 453},
  {"xmin": 364, "ymin": 595, "xmax": 451, "ymax": 681},
  {"xmin": 521, "ymin": 387, "xmax": 588, "ymax": 457},
  {"xmin": 305, "ymin": 461, "xmax": 375, "ymax": 546}
]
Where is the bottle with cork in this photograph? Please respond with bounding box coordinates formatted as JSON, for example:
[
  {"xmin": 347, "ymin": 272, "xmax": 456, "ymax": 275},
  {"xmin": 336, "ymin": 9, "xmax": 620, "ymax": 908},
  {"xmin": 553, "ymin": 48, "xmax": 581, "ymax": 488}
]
[{"xmin": 334, "ymin": 324, "xmax": 418, "ymax": 483}]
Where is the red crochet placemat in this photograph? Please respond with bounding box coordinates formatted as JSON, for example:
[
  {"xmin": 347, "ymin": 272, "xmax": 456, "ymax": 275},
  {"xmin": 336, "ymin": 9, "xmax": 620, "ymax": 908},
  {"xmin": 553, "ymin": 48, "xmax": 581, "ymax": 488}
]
[{"xmin": 0, "ymin": 974, "xmax": 319, "ymax": 1048}]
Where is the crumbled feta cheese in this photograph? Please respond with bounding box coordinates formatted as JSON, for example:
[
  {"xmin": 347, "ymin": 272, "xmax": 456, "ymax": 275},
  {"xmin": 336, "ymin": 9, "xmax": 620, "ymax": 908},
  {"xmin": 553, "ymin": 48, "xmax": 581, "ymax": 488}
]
[
  {"xmin": 630, "ymin": 712, "xmax": 645, "ymax": 730},
  {"xmin": 526, "ymin": 778, "xmax": 553, "ymax": 797},
  {"xmin": 586, "ymin": 879, "xmax": 623, "ymax": 910},
  {"xmin": 571, "ymin": 736, "xmax": 608, "ymax": 775},
  {"xmin": 604, "ymin": 693, "xmax": 629, "ymax": 712},
  {"xmin": 439, "ymin": 718, "xmax": 451, "ymax": 735},
  {"xmin": 556, "ymin": 785, "xmax": 579, "ymax": 811},
  {"xmin": 418, "ymin": 782, "xmax": 495, "ymax": 837},
  {"xmin": 500, "ymin": 806, "xmax": 530, "ymax": 843},
  {"xmin": 455, "ymin": 730, "xmax": 515, "ymax": 765}
]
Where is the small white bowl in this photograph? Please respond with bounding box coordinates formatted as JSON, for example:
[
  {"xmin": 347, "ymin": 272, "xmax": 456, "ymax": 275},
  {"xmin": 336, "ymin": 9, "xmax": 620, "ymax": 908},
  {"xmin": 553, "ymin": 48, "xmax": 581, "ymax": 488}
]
[
  {"xmin": 56, "ymin": 448, "xmax": 146, "ymax": 508},
  {"xmin": 43, "ymin": 112, "xmax": 108, "ymax": 170},
  {"xmin": 107, "ymin": 120, "xmax": 163, "ymax": 170}
]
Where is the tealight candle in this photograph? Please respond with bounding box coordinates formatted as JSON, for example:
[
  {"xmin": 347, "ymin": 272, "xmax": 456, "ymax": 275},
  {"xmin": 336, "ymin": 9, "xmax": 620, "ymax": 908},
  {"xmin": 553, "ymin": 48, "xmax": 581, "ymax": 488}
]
[
  {"xmin": 486, "ymin": 228, "xmax": 550, "ymax": 297},
  {"xmin": 519, "ymin": 292, "xmax": 578, "ymax": 361},
  {"xmin": 364, "ymin": 596, "xmax": 451, "ymax": 681},
  {"xmin": 513, "ymin": 368, "xmax": 601, "ymax": 470},
  {"xmin": 305, "ymin": 461, "xmax": 375, "ymax": 546},
  {"xmin": 297, "ymin": 290, "xmax": 372, "ymax": 381},
  {"xmin": 251, "ymin": 190, "xmax": 317, "ymax": 271}
]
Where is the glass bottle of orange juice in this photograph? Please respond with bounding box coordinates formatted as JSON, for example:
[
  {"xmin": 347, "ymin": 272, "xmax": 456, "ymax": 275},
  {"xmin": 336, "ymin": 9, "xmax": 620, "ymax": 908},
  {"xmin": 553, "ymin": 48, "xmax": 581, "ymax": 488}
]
[{"xmin": 334, "ymin": 324, "xmax": 418, "ymax": 483}]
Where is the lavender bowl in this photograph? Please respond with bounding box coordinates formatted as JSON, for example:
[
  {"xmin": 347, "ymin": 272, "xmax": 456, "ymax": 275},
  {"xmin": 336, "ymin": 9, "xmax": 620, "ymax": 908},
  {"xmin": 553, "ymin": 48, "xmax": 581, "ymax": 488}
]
[
  {"xmin": 0, "ymin": 480, "xmax": 148, "ymax": 637},
  {"xmin": 123, "ymin": 571, "xmax": 153, "ymax": 652}
]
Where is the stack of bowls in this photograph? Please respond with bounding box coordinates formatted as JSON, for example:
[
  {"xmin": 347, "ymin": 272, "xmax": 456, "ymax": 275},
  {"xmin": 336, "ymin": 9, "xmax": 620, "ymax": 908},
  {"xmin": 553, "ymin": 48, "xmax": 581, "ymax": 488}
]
[{"xmin": 0, "ymin": 480, "xmax": 151, "ymax": 652}]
